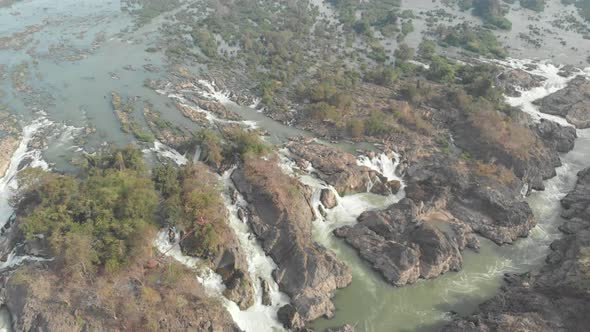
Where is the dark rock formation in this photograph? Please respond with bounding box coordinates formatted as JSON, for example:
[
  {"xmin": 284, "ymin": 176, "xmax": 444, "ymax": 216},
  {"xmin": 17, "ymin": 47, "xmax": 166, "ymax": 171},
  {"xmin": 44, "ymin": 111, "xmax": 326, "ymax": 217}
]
[
  {"xmin": 535, "ymin": 76, "xmax": 590, "ymax": 129},
  {"xmin": 535, "ymin": 119, "xmax": 577, "ymax": 153},
  {"xmin": 287, "ymin": 140, "xmax": 395, "ymax": 196},
  {"xmin": 405, "ymin": 154, "xmax": 536, "ymax": 245},
  {"xmin": 278, "ymin": 304, "xmax": 305, "ymax": 330},
  {"xmin": 452, "ymin": 115, "xmax": 560, "ymax": 191},
  {"xmin": 232, "ymin": 158, "xmax": 352, "ymax": 322},
  {"xmin": 444, "ymin": 167, "xmax": 590, "ymax": 332},
  {"xmin": 334, "ymin": 199, "xmax": 467, "ymax": 286}
]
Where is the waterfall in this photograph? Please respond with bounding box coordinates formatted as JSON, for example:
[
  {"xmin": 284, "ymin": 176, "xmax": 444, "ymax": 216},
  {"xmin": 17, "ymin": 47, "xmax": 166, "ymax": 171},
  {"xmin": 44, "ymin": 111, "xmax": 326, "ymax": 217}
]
[
  {"xmin": 0, "ymin": 118, "xmax": 51, "ymax": 230},
  {"xmin": 192, "ymin": 145, "xmax": 202, "ymax": 164},
  {"xmin": 278, "ymin": 149, "xmax": 406, "ymax": 241},
  {"xmin": 151, "ymin": 141, "xmax": 188, "ymax": 165},
  {"xmin": 500, "ymin": 59, "xmax": 590, "ymax": 126},
  {"xmin": 219, "ymin": 170, "xmax": 289, "ymax": 332}
]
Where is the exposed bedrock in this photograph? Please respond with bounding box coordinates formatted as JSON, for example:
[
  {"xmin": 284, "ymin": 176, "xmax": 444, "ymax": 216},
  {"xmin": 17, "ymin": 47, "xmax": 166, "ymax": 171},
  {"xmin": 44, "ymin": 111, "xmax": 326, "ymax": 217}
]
[
  {"xmin": 535, "ymin": 76, "xmax": 590, "ymax": 129},
  {"xmin": 287, "ymin": 140, "xmax": 400, "ymax": 196},
  {"xmin": 444, "ymin": 167, "xmax": 590, "ymax": 332},
  {"xmin": 334, "ymin": 198, "xmax": 472, "ymax": 286},
  {"xmin": 231, "ymin": 157, "xmax": 352, "ymax": 324},
  {"xmin": 405, "ymin": 154, "xmax": 536, "ymax": 245}
]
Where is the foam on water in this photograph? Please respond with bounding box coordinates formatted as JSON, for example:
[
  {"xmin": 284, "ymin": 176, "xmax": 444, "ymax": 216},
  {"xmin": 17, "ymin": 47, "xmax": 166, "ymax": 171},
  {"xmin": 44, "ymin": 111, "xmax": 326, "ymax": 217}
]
[
  {"xmin": 0, "ymin": 118, "xmax": 52, "ymax": 230},
  {"xmin": 164, "ymin": 82, "xmax": 258, "ymax": 129},
  {"xmin": 151, "ymin": 141, "xmax": 188, "ymax": 165},
  {"xmin": 219, "ymin": 169, "xmax": 289, "ymax": 332},
  {"xmin": 0, "ymin": 247, "xmax": 51, "ymax": 272},
  {"xmin": 500, "ymin": 59, "xmax": 590, "ymax": 127},
  {"xmin": 279, "ymin": 148, "xmax": 406, "ymax": 241}
]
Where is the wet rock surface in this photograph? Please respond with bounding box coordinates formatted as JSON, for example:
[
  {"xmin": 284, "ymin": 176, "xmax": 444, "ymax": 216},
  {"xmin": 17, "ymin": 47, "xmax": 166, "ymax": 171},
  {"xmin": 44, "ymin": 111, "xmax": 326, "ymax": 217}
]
[
  {"xmin": 287, "ymin": 140, "xmax": 394, "ymax": 196},
  {"xmin": 535, "ymin": 76, "xmax": 590, "ymax": 129},
  {"xmin": 444, "ymin": 167, "xmax": 590, "ymax": 332},
  {"xmin": 231, "ymin": 158, "xmax": 352, "ymax": 322},
  {"xmin": 496, "ymin": 68, "xmax": 545, "ymax": 97},
  {"xmin": 334, "ymin": 198, "xmax": 465, "ymax": 286}
]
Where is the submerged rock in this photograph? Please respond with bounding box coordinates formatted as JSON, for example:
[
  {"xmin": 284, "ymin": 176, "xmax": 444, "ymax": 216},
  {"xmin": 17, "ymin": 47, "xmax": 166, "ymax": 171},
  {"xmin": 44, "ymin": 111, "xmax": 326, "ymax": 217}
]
[
  {"xmin": 535, "ymin": 76, "xmax": 590, "ymax": 129},
  {"xmin": 326, "ymin": 324, "xmax": 355, "ymax": 332},
  {"xmin": 334, "ymin": 199, "xmax": 464, "ymax": 286}
]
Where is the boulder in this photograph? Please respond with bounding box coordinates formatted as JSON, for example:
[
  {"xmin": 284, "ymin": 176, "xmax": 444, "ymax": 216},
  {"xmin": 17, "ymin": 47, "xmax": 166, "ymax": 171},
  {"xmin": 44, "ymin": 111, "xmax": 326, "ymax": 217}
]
[
  {"xmin": 278, "ymin": 304, "xmax": 305, "ymax": 330},
  {"xmin": 223, "ymin": 270, "xmax": 255, "ymax": 310},
  {"xmin": 535, "ymin": 76, "xmax": 590, "ymax": 128},
  {"xmin": 260, "ymin": 278, "xmax": 272, "ymax": 306},
  {"xmin": 535, "ymin": 119, "xmax": 577, "ymax": 153},
  {"xmin": 320, "ymin": 189, "xmax": 338, "ymax": 209}
]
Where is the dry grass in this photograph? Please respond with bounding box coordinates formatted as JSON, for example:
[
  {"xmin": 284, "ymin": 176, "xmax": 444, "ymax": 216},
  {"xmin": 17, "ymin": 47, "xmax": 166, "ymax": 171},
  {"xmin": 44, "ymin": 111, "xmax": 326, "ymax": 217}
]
[
  {"xmin": 469, "ymin": 110, "xmax": 538, "ymax": 159},
  {"xmin": 474, "ymin": 160, "xmax": 517, "ymax": 186}
]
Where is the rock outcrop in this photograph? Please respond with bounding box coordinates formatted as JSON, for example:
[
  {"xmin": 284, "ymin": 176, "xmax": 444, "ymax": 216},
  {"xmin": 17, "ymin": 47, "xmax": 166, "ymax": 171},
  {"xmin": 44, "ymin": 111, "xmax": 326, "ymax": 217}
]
[
  {"xmin": 287, "ymin": 140, "xmax": 397, "ymax": 196},
  {"xmin": 0, "ymin": 135, "xmax": 19, "ymax": 178},
  {"xmin": 452, "ymin": 114, "xmax": 560, "ymax": 191},
  {"xmin": 334, "ymin": 199, "xmax": 467, "ymax": 286},
  {"xmin": 444, "ymin": 167, "xmax": 590, "ymax": 332},
  {"xmin": 535, "ymin": 119, "xmax": 577, "ymax": 153},
  {"xmin": 405, "ymin": 154, "xmax": 536, "ymax": 245},
  {"xmin": 232, "ymin": 155, "xmax": 352, "ymax": 322},
  {"xmin": 535, "ymin": 76, "xmax": 590, "ymax": 129},
  {"xmin": 320, "ymin": 188, "xmax": 338, "ymax": 209},
  {"xmin": 496, "ymin": 68, "xmax": 545, "ymax": 97}
]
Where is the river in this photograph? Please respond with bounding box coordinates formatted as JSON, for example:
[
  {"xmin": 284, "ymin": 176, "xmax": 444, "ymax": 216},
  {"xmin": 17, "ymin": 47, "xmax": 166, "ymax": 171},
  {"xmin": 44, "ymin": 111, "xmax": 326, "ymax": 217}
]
[{"xmin": 0, "ymin": 1, "xmax": 589, "ymax": 332}]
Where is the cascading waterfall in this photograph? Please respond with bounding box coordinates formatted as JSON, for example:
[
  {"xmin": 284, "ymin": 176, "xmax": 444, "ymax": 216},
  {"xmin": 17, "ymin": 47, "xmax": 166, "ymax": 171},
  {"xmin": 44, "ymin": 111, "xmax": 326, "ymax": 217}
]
[
  {"xmin": 0, "ymin": 118, "xmax": 53, "ymax": 332},
  {"xmin": 279, "ymin": 148, "xmax": 406, "ymax": 242},
  {"xmin": 160, "ymin": 81, "xmax": 258, "ymax": 129},
  {"xmin": 150, "ymin": 143, "xmax": 288, "ymax": 331},
  {"xmin": 192, "ymin": 145, "xmax": 202, "ymax": 164},
  {"xmin": 150, "ymin": 140, "xmax": 188, "ymax": 165},
  {"xmin": 0, "ymin": 118, "xmax": 51, "ymax": 230},
  {"xmin": 219, "ymin": 169, "xmax": 289, "ymax": 332},
  {"xmin": 500, "ymin": 59, "xmax": 589, "ymax": 126}
]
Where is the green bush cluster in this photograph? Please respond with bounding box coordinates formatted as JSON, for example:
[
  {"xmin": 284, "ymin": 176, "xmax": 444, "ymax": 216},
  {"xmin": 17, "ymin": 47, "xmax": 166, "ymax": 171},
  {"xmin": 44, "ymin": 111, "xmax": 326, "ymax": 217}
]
[{"xmin": 16, "ymin": 147, "xmax": 158, "ymax": 274}]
